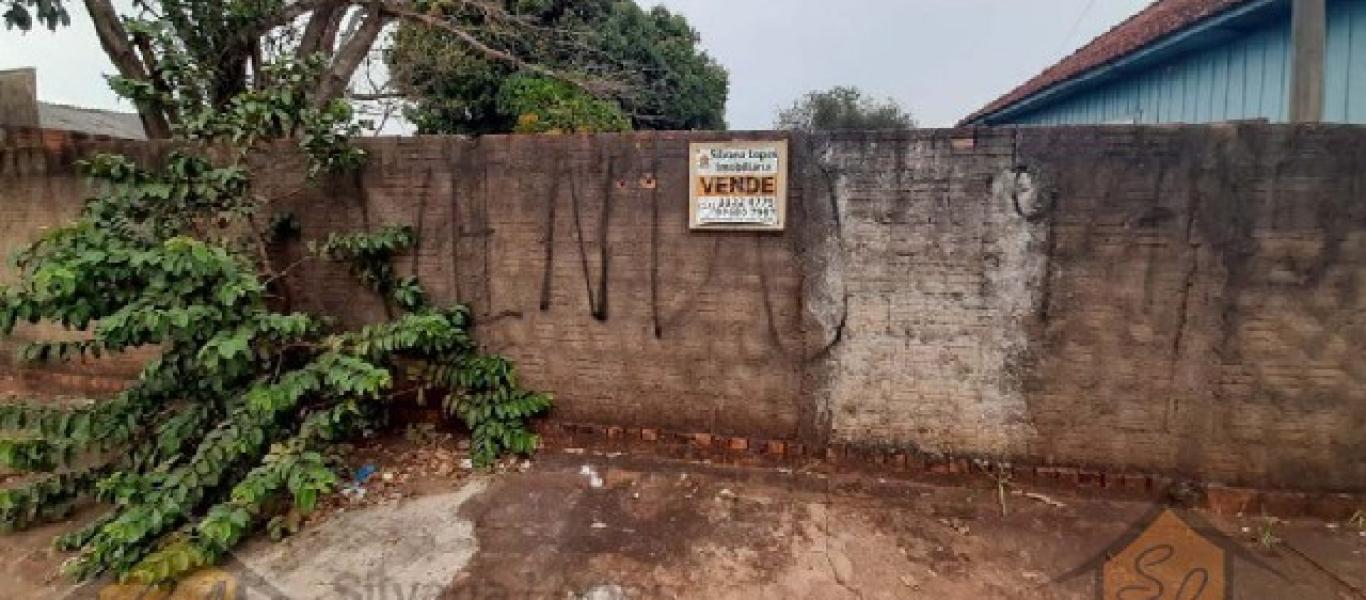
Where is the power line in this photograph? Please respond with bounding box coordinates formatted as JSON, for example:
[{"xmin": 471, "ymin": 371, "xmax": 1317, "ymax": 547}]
[{"xmin": 1055, "ymin": 0, "xmax": 1100, "ymax": 60}]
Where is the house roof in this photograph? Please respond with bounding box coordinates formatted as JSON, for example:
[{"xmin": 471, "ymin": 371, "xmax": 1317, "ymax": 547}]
[
  {"xmin": 961, "ymin": 0, "xmax": 1254, "ymax": 125},
  {"xmin": 1, "ymin": 68, "xmax": 146, "ymax": 139},
  {"xmin": 38, "ymin": 102, "xmax": 147, "ymax": 140}
]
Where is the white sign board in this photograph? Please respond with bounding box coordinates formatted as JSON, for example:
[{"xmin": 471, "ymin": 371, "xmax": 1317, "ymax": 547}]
[{"xmin": 689, "ymin": 140, "xmax": 788, "ymax": 231}]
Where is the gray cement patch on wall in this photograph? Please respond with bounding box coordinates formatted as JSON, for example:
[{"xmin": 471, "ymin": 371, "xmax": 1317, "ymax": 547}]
[{"xmin": 813, "ymin": 133, "xmax": 1044, "ymax": 456}]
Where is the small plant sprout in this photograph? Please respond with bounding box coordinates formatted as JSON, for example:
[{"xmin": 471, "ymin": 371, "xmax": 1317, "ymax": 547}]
[
  {"xmin": 975, "ymin": 458, "xmax": 1013, "ymax": 517},
  {"xmin": 1253, "ymin": 516, "xmax": 1283, "ymax": 549}
]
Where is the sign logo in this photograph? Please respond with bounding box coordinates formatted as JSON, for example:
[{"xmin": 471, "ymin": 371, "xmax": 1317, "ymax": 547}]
[
  {"xmin": 689, "ymin": 140, "xmax": 788, "ymax": 231},
  {"xmin": 1100, "ymin": 509, "xmax": 1226, "ymax": 599},
  {"xmin": 1051, "ymin": 504, "xmax": 1281, "ymax": 600}
]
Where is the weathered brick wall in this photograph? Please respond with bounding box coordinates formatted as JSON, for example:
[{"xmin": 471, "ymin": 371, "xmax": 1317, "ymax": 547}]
[
  {"xmin": 0, "ymin": 128, "xmax": 154, "ymax": 396},
  {"xmin": 1012, "ymin": 126, "xmax": 1366, "ymax": 491},
  {"xmin": 2, "ymin": 124, "xmax": 1363, "ymax": 491},
  {"xmin": 264, "ymin": 133, "xmax": 807, "ymax": 439},
  {"xmin": 811, "ymin": 126, "xmax": 1366, "ymax": 491},
  {"xmin": 806, "ymin": 130, "xmax": 1042, "ymax": 459}
]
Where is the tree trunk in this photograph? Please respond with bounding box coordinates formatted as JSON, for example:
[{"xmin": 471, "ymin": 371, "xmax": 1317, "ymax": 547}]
[
  {"xmin": 296, "ymin": 0, "xmax": 345, "ymax": 59},
  {"xmin": 312, "ymin": 5, "xmax": 388, "ymax": 109},
  {"xmin": 84, "ymin": 0, "xmax": 172, "ymax": 139}
]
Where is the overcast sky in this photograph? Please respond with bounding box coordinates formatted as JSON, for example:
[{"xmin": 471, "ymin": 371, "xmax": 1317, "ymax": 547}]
[{"xmin": 0, "ymin": 0, "xmax": 1154, "ymax": 129}]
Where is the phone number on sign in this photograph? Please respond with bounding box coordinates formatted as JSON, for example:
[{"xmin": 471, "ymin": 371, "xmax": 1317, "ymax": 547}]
[{"xmin": 697, "ymin": 197, "xmax": 778, "ymax": 225}]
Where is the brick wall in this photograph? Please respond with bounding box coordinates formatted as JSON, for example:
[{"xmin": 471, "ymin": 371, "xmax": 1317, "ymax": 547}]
[
  {"xmin": 0, "ymin": 127, "xmax": 156, "ymax": 396},
  {"xmin": 1013, "ymin": 126, "xmax": 1366, "ymax": 491},
  {"xmin": 1, "ymin": 124, "xmax": 1363, "ymax": 491}
]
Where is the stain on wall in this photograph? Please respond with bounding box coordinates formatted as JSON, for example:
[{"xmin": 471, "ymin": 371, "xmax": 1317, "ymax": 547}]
[{"xmin": 1014, "ymin": 125, "xmax": 1366, "ymax": 489}]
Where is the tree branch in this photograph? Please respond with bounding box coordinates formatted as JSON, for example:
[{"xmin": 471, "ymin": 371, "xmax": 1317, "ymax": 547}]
[
  {"xmin": 250, "ymin": 0, "xmax": 330, "ymax": 40},
  {"xmin": 349, "ymin": 91, "xmax": 403, "ymax": 100},
  {"xmin": 130, "ymin": 29, "xmax": 179, "ymax": 127},
  {"xmin": 377, "ymin": 1, "xmax": 620, "ymax": 97},
  {"xmin": 312, "ymin": 4, "xmax": 389, "ymax": 109},
  {"xmin": 317, "ymin": 6, "xmax": 349, "ymax": 58},
  {"xmin": 83, "ymin": 0, "xmax": 172, "ymax": 138},
  {"xmin": 295, "ymin": 0, "xmax": 344, "ymax": 59}
]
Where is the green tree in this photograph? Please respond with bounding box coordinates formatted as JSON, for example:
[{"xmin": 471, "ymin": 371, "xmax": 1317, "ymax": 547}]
[
  {"xmin": 2, "ymin": 0, "xmax": 68, "ymax": 30},
  {"xmin": 390, "ymin": 0, "xmax": 729, "ymax": 135},
  {"xmin": 498, "ymin": 74, "xmax": 631, "ymax": 133},
  {"xmin": 3, "ymin": 1, "xmax": 628, "ymax": 139},
  {"xmin": 775, "ymin": 86, "xmax": 916, "ymax": 132},
  {"xmin": 0, "ymin": 0, "xmax": 555, "ymax": 587}
]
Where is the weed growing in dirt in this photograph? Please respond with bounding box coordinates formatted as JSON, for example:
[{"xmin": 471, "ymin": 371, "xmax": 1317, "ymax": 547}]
[{"xmin": 1253, "ymin": 516, "xmax": 1283, "ymax": 549}]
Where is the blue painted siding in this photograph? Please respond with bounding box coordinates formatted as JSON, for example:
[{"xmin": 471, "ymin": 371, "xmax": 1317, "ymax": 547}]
[
  {"xmin": 1009, "ymin": 14, "xmax": 1296, "ymax": 125},
  {"xmin": 1325, "ymin": 0, "xmax": 1366, "ymax": 121}
]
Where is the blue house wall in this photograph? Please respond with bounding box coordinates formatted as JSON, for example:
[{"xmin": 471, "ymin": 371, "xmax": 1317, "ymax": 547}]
[
  {"xmin": 990, "ymin": 0, "xmax": 1366, "ymax": 125},
  {"xmin": 1325, "ymin": 0, "xmax": 1366, "ymax": 121}
]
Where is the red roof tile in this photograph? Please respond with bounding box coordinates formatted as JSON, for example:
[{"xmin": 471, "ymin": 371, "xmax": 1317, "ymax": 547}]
[{"xmin": 961, "ymin": 0, "xmax": 1254, "ymax": 124}]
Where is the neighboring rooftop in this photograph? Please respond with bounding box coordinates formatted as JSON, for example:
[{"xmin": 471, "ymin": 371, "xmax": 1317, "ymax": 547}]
[
  {"xmin": 0, "ymin": 67, "xmax": 146, "ymax": 139},
  {"xmin": 35, "ymin": 101, "xmax": 147, "ymax": 140},
  {"xmin": 961, "ymin": 0, "xmax": 1253, "ymax": 125}
]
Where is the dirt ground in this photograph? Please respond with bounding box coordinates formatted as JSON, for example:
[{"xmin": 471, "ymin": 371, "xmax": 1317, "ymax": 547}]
[
  {"xmin": 446, "ymin": 451, "xmax": 1365, "ymax": 600},
  {"xmin": 3, "ymin": 438, "xmax": 1364, "ymax": 599}
]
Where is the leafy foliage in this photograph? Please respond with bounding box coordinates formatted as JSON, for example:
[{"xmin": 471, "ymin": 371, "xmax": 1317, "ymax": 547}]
[
  {"xmin": 0, "ymin": 469, "xmax": 102, "ymax": 532},
  {"xmin": 2, "ymin": 0, "xmax": 69, "ymax": 31},
  {"xmin": 108, "ymin": 19, "xmax": 367, "ymax": 177},
  {"xmin": 315, "ymin": 225, "xmax": 421, "ymax": 306},
  {"xmin": 775, "ymin": 86, "xmax": 917, "ymax": 132},
  {"xmin": 0, "ymin": 18, "xmax": 549, "ymax": 587},
  {"xmin": 391, "ymin": 0, "xmax": 728, "ymax": 134},
  {"xmin": 499, "ymin": 74, "xmax": 631, "ymax": 134},
  {"xmin": 315, "ymin": 226, "xmax": 551, "ymax": 466},
  {"xmin": 11, "ymin": 0, "xmax": 665, "ymax": 143}
]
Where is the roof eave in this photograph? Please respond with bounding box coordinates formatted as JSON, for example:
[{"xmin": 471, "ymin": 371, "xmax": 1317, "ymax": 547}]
[{"xmin": 962, "ymin": 0, "xmax": 1288, "ymax": 126}]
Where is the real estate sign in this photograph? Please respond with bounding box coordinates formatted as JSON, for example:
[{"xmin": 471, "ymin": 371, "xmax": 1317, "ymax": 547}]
[{"xmin": 689, "ymin": 140, "xmax": 788, "ymax": 231}]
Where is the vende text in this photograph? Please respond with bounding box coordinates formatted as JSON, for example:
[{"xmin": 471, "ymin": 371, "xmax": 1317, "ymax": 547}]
[{"xmin": 697, "ymin": 176, "xmax": 778, "ymax": 196}]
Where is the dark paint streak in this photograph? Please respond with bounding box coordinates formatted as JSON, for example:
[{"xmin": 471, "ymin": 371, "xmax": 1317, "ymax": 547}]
[
  {"xmin": 539, "ymin": 158, "xmax": 561, "ymax": 312},
  {"xmin": 568, "ymin": 146, "xmax": 611, "ymax": 321},
  {"xmin": 448, "ymin": 150, "xmax": 463, "ymax": 303},
  {"xmin": 479, "ymin": 144, "xmax": 494, "ymax": 317},
  {"xmin": 411, "ymin": 169, "xmax": 432, "ymax": 277},
  {"xmin": 1171, "ymin": 161, "xmax": 1203, "ymax": 361},
  {"xmin": 755, "ymin": 235, "xmax": 793, "ymax": 357},
  {"xmin": 649, "ymin": 139, "xmax": 662, "ymax": 338},
  {"xmin": 594, "ymin": 146, "xmax": 613, "ymax": 322}
]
